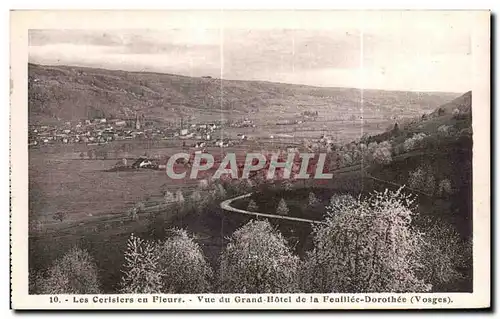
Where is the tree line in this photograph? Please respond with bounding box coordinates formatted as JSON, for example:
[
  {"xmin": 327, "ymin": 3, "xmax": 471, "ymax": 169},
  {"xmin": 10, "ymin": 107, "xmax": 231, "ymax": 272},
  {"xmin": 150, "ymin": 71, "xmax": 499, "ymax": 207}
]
[{"xmin": 30, "ymin": 187, "xmax": 470, "ymax": 294}]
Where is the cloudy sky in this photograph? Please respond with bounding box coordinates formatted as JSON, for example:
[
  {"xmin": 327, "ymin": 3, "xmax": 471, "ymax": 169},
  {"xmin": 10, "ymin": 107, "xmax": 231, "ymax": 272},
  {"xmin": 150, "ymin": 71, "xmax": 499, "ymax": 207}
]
[{"xmin": 28, "ymin": 12, "xmax": 474, "ymax": 92}]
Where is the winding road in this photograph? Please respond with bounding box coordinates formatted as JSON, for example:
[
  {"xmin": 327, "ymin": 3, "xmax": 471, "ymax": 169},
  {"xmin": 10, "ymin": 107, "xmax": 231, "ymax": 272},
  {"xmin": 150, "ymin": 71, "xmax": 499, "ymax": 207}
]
[{"xmin": 220, "ymin": 193, "xmax": 327, "ymax": 225}]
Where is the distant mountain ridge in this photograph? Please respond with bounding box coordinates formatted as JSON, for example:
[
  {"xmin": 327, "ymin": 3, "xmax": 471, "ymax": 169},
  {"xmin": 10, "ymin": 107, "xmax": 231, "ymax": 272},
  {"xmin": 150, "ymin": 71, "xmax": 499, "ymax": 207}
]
[{"xmin": 28, "ymin": 63, "xmax": 462, "ymax": 125}]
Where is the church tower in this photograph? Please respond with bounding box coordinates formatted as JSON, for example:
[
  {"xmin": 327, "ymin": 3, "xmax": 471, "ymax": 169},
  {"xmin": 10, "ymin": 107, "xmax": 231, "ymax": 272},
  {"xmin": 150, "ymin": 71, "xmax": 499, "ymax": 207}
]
[{"xmin": 135, "ymin": 113, "xmax": 141, "ymax": 130}]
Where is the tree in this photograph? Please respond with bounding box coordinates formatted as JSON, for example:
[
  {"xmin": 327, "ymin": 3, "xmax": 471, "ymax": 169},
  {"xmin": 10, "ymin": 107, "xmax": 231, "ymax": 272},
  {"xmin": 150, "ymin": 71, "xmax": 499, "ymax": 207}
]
[
  {"xmin": 215, "ymin": 183, "xmax": 227, "ymax": 199},
  {"xmin": 175, "ymin": 190, "xmax": 185, "ymax": 205},
  {"xmin": 308, "ymin": 192, "xmax": 320, "ymax": 207},
  {"xmin": 218, "ymin": 220, "xmax": 300, "ymax": 293},
  {"xmin": 403, "ymin": 133, "xmax": 427, "ymax": 152},
  {"xmin": 426, "ymin": 174, "xmax": 436, "ymax": 195},
  {"xmin": 418, "ymin": 219, "xmax": 467, "ymax": 290},
  {"xmin": 127, "ymin": 206, "xmax": 137, "ymax": 221},
  {"xmin": 29, "ymin": 219, "xmax": 43, "ymax": 233},
  {"xmin": 120, "ymin": 234, "xmax": 163, "ymax": 293},
  {"xmin": 120, "ymin": 231, "xmax": 212, "ymax": 293},
  {"xmin": 372, "ymin": 141, "xmax": 392, "ymax": 165},
  {"xmin": 164, "ymin": 191, "xmax": 175, "ymax": 203},
  {"xmin": 247, "ymin": 199, "xmax": 259, "ymax": 212},
  {"xmin": 282, "ymin": 179, "xmax": 293, "ymax": 191},
  {"xmin": 438, "ymin": 179, "xmax": 453, "ymax": 196},
  {"xmin": 408, "ymin": 165, "xmax": 435, "ymax": 195},
  {"xmin": 190, "ymin": 190, "xmax": 204, "ymax": 212},
  {"xmin": 198, "ymin": 179, "xmax": 209, "ymax": 190},
  {"xmin": 136, "ymin": 201, "xmax": 146, "ymax": 212},
  {"xmin": 276, "ymin": 198, "xmax": 289, "ymax": 216},
  {"xmin": 157, "ymin": 229, "xmax": 212, "ymax": 293},
  {"xmin": 301, "ymin": 188, "xmax": 431, "ymax": 293},
  {"xmin": 329, "ymin": 194, "xmax": 357, "ymax": 213},
  {"xmin": 408, "ymin": 166, "xmax": 426, "ymax": 190},
  {"xmin": 79, "ymin": 152, "xmax": 85, "ymax": 160},
  {"xmin": 393, "ymin": 122, "xmax": 400, "ymax": 133},
  {"xmin": 32, "ymin": 247, "xmax": 101, "ymax": 294}
]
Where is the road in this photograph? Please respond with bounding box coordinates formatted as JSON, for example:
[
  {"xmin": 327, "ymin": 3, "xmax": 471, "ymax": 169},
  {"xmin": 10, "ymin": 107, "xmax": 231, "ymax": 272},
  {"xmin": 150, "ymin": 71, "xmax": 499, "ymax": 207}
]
[{"xmin": 220, "ymin": 193, "xmax": 326, "ymax": 225}]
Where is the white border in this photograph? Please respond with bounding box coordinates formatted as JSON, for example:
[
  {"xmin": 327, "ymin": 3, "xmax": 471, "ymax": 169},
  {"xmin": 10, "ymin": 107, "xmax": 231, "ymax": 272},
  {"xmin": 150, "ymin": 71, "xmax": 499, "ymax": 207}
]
[{"xmin": 9, "ymin": 9, "xmax": 491, "ymax": 311}]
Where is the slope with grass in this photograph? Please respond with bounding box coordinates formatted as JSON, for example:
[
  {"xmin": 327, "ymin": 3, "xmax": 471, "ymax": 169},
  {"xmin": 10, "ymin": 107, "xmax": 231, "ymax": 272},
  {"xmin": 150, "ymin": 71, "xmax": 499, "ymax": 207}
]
[{"xmin": 28, "ymin": 63, "xmax": 460, "ymax": 125}]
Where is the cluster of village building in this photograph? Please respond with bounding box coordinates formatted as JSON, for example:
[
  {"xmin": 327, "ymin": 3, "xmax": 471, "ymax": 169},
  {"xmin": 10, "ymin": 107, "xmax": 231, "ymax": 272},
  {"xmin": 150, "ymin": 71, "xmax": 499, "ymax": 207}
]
[{"xmin": 27, "ymin": 115, "xmax": 240, "ymax": 148}]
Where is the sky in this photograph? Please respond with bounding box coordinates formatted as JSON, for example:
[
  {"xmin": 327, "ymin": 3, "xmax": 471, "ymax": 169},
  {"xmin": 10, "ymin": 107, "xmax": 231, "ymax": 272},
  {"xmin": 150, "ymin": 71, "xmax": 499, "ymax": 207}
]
[{"xmin": 28, "ymin": 11, "xmax": 475, "ymax": 93}]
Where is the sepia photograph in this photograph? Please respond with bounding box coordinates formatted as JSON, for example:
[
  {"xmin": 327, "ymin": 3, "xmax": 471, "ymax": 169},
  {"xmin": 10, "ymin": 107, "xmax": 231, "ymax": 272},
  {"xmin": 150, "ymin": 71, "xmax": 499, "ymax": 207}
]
[{"xmin": 10, "ymin": 10, "xmax": 490, "ymax": 309}]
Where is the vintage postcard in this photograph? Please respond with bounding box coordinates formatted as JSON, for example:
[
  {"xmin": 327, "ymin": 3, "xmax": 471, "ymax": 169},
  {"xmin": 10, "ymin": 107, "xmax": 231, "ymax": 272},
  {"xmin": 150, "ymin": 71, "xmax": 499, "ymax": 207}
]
[{"xmin": 10, "ymin": 10, "xmax": 490, "ymax": 310}]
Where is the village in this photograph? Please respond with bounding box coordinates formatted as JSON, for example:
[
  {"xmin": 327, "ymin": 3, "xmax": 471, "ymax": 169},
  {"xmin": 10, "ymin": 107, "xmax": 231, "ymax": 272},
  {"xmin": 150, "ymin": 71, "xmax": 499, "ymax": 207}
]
[{"xmin": 27, "ymin": 114, "xmax": 253, "ymax": 149}]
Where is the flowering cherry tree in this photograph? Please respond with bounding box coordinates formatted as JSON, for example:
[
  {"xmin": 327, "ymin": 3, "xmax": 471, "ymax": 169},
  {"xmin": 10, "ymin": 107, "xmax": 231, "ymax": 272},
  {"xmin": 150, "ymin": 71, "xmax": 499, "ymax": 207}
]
[
  {"xmin": 218, "ymin": 220, "xmax": 300, "ymax": 293},
  {"xmin": 120, "ymin": 230, "xmax": 212, "ymax": 293},
  {"xmin": 33, "ymin": 247, "xmax": 101, "ymax": 294},
  {"xmin": 301, "ymin": 188, "xmax": 431, "ymax": 293}
]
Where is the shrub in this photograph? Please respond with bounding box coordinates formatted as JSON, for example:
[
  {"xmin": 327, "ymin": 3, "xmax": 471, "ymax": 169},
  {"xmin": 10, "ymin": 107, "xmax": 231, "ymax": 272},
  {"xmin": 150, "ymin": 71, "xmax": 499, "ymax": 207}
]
[
  {"xmin": 218, "ymin": 220, "xmax": 300, "ymax": 293},
  {"xmin": 276, "ymin": 198, "xmax": 289, "ymax": 216},
  {"xmin": 120, "ymin": 231, "xmax": 212, "ymax": 293},
  {"xmin": 301, "ymin": 188, "xmax": 431, "ymax": 293},
  {"xmin": 53, "ymin": 211, "xmax": 67, "ymax": 223},
  {"xmin": 32, "ymin": 247, "xmax": 101, "ymax": 294}
]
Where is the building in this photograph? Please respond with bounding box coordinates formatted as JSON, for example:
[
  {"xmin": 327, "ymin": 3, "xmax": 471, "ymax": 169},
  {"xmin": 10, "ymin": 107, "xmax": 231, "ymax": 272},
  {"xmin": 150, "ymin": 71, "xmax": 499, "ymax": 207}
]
[{"xmin": 135, "ymin": 114, "xmax": 141, "ymax": 130}]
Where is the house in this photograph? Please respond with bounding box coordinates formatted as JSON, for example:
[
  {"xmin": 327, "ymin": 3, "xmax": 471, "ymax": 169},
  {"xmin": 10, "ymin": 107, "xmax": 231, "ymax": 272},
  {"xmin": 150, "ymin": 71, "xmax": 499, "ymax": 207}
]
[
  {"xmin": 180, "ymin": 129, "xmax": 189, "ymax": 136},
  {"xmin": 194, "ymin": 141, "xmax": 206, "ymax": 148},
  {"xmin": 131, "ymin": 157, "xmax": 158, "ymax": 169}
]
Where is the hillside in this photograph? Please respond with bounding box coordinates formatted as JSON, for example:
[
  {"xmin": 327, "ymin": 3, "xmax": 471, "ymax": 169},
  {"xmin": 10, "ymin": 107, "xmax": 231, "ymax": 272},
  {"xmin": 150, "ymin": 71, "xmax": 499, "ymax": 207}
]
[
  {"xmin": 431, "ymin": 90, "xmax": 472, "ymax": 116},
  {"xmin": 28, "ymin": 63, "xmax": 460, "ymax": 125}
]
